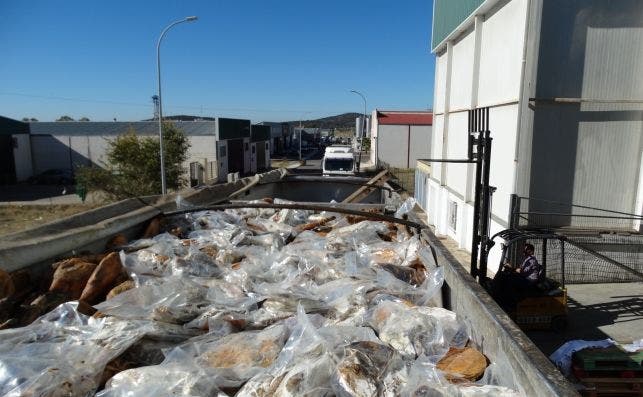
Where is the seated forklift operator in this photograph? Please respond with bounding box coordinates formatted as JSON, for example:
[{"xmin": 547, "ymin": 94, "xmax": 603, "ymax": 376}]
[
  {"xmin": 497, "ymin": 243, "xmax": 544, "ymax": 310},
  {"xmin": 506, "ymin": 243, "xmax": 544, "ymax": 284}
]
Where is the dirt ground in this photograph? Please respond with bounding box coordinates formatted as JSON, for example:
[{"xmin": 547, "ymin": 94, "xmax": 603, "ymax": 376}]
[{"xmin": 0, "ymin": 204, "xmax": 100, "ymax": 237}]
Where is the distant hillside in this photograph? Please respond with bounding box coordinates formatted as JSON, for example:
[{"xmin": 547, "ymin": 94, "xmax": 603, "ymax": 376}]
[
  {"xmin": 143, "ymin": 113, "xmax": 361, "ymax": 129},
  {"xmin": 285, "ymin": 113, "xmax": 361, "ymax": 129},
  {"xmin": 142, "ymin": 115, "xmax": 217, "ymax": 121}
]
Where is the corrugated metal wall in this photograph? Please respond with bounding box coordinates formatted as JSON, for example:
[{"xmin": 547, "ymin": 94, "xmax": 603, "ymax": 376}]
[{"xmin": 529, "ymin": 0, "xmax": 643, "ymax": 226}]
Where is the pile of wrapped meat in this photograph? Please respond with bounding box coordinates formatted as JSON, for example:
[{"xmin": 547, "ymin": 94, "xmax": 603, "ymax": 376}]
[{"xmin": 0, "ymin": 199, "xmax": 523, "ymax": 396}]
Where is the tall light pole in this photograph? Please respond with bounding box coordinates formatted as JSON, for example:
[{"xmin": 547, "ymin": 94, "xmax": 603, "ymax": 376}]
[
  {"xmin": 350, "ymin": 90, "xmax": 367, "ymax": 172},
  {"xmin": 157, "ymin": 16, "xmax": 198, "ymax": 195}
]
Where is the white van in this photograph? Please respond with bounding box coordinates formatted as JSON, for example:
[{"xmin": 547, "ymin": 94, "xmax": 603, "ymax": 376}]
[{"xmin": 322, "ymin": 145, "xmax": 356, "ymax": 176}]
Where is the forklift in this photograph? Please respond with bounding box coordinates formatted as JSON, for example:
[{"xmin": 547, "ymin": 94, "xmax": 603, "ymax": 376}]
[
  {"xmin": 483, "ymin": 229, "xmax": 569, "ymax": 332},
  {"xmin": 458, "ymin": 108, "xmax": 568, "ymax": 331}
]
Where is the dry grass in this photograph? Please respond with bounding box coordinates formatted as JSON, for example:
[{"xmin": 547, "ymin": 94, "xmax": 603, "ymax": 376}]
[{"xmin": 0, "ymin": 204, "xmax": 101, "ymax": 237}]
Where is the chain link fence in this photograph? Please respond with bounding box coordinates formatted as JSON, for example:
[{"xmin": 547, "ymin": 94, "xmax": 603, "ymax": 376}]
[
  {"xmin": 513, "ymin": 232, "xmax": 643, "ymax": 284},
  {"xmin": 506, "ymin": 196, "xmax": 643, "ymax": 283},
  {"xmin": 380, "ymin": 163, "xmax": 415, "ymax": 195}
]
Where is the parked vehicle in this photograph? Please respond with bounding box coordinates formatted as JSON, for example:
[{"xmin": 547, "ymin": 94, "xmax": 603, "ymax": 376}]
[{"xmin": 322, "ymin": 145, "xmax": 355, "ymax": 176}]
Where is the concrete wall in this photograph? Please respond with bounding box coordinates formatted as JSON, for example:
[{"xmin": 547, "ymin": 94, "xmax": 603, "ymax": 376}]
[
  {"xmin": 29, "ymin": 133, "xmax": 217, "ymax": 181},
  {"xmin": 427, "ymin": 0, "xmax": 529, "ymax": 264},
  {"xmin": 12, "ymin": 134, "xmax": 33, "ymax": 182},
  {"xmin": 377, "ymin": 124, "xmax": 432, "ymax": 168}
]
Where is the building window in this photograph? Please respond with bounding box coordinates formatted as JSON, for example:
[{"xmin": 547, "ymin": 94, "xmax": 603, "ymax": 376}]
[
  {"xmin": 219, "ymin": 145, "xmax": 226, "ymax": 158},
  {"xmin": 245, "ymin": 142, "xmax": 249, "ymax": 151},
  {"xmin": 448, "ymin": 200, "xmax": 458, "ymax": 232}
]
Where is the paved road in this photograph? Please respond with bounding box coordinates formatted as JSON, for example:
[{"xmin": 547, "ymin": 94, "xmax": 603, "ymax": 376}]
[
  {"xmin": 287, "ymin": 148, "xmax": 374, "ymax": 175},
  {"xmin": 289, "ymin": 148, "xmax": 323, "ymax": 174}
]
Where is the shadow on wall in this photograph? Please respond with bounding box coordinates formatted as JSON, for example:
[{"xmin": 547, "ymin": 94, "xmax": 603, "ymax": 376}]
[
  {"xmin": 529, "ymin": 0, "xmax": 643, "ymax": 228},
  {"xmin": 31, "ymin": 135, "xmax": 104, "ymax": 176}
]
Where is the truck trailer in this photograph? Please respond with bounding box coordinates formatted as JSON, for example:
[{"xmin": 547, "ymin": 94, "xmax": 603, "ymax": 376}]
[{"xmin": 0, "ymin": 170, "xmax": 577, "ymax": 396}]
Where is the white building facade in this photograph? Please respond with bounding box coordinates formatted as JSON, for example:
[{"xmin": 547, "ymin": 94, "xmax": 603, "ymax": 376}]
[
  {"xmin": 421, "ymin": 0, "xmax": 643, "ymax": 275},
  {"xmin": 370, "ymin": 110, "xmax": 432, "ymax": 169},
  {"xmin": 24, "ymin": 121, "xmax": 219, "ymax": 184}
]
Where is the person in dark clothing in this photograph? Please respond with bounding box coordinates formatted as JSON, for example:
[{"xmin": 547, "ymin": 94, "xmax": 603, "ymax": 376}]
[
  {"xmin": 514, "ymin": 243, "xmax": 544, "ymax": 283},
  {"xmin": 495, "ymin": 243, "xmax": 544, "ymax": 311}
]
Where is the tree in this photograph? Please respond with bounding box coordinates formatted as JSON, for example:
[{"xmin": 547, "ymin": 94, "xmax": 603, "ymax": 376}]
[
  {"xmin": 30, "ymin": 118, "xmax": 38, "ymax": 122},
  {"xmin": 76, "ymin": 122, "xmax": 190, "ymax": 200},
  {"xmin": 21, "ymin": 117, "xmax": 29, "ymax": 122},
  {"xmin": 79, "ymin": 117, "xmax": 90, "ymax": 122},
  {"xmin": 56, "ymin": 115, "xmax": 75, "ymax": 122}
]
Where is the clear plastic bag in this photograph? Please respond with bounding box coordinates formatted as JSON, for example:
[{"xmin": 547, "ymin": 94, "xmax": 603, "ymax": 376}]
[
  {"xmin": 94, "ymin": 276, "xmax": 209, "ymax": 325},
  {"xmin": 237, "ymin": 305, "xmax": 380, "ymax": 397},
  {"xmin": 394, "ymin": 197, "xmax": 418, "ymax": 218},
  {"xmin": 402, "ymin": 356, "xmax": 522, "ymax": 397},
  {"xmin": 0, "ymin": 302, "xmax": 148, "ymax": 397},
  {"xmin": 331, "ymin": 340, "xmax": 409, "ymax": 397},
  {"xmin": 368, "ymin": 300, "xmax": 451, "ymax": 361},
  {"xmin": 162, "ymin": 323, "xmax": 290, "ymax": 388},
  {"xmin": 97, "ymin": 363, "xmax": 229, "ymax": 397},
  {"xmin": 325, "ymin": 221, "xmax": 390, "ymax": 251}
]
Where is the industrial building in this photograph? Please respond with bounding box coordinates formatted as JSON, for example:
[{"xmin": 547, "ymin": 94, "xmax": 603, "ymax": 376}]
[
  {"xmin": 256, "ymin": 121, "xmax": 291, "ymax": 155},
  {"xmin": 250, "ymin": 124, "xmax": 271, "ymax": 173},
  {"xmin": 214, "ymin": 117, "xmax": 252, "ymax": 182},
  {"xmin": 369, "ymin": 110, "xmax": 432, "ymax": 169},
  {"xmin": 0, "ymin": 116, "xmax": 266, "ymax": 186},
  {"xmin": 418, "ymin": 0, "xmax": 643, "ymax": 277},
  {"xmin": 0, "ymin": 116, "xmax": 30, "ymax": 184}
]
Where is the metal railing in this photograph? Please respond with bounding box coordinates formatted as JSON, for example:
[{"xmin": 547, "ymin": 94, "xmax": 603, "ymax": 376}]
[
  {"xmin": 510, "ymin": 195, "xmax": 643, "ymax": 232},
  {"xmin": 508, "ymin": 195, "xmax": 643, "ymax": 283}
]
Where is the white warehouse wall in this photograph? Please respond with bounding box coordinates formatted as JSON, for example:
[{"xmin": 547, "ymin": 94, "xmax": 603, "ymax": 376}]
[
  {"xmin": 477, "ymin": 0, "xmax": 528, "ymax": 107},
  {"xmin": 30, "ymin": 133, "xmax": 217, "ymax": 182},
  {"xmin": 420, "ymin": 0, "xmax": 529, "ymax": 269},
  {"xmin": 449, "ymin": 29, "xmax": 475, "ymax": 111}
]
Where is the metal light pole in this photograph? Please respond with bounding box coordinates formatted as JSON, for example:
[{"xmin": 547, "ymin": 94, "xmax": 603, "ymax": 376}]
[
  {"xmin": 350, "ymin": 90, "xmax": 367, "ymax": 172},
  {"xmin": 157, "ymin": 16, "xmax": 198, "ymax": 195}
]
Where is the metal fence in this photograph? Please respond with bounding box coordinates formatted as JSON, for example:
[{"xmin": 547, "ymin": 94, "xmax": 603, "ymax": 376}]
[
  {"xmin": 507, "ymin": 195, "xmax": 643, "ymax": 283},
  {"xmin": 384, "ymin": 166, "xmax": 415, "ymax": 196},
  {"xmin": 517, "ymin": 234, "xmax": 643, "ymax": 284},
  {"xmin": 510, "ymin": 195, "xmax": 643, "ymax": 232}
]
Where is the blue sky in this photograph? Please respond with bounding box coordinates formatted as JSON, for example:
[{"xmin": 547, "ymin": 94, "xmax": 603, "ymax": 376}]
[{"xmin": 0, "ymin": 1, "xmax": 435, "ymax": 123}]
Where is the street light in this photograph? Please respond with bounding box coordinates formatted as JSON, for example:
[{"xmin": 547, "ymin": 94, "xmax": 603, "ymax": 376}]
[
  {"xmin": 157, "ymin": 16, "xmax": 198, "ymax": 195},
  {"xmin": 350, "ymin": 90, "xmax": 367, "ymax": 172}
]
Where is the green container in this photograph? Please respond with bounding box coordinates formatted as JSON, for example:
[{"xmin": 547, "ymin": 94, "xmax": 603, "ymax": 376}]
[{"xmin": 573, "ymin": 347, "xmax": 643, "ymax": 371}]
